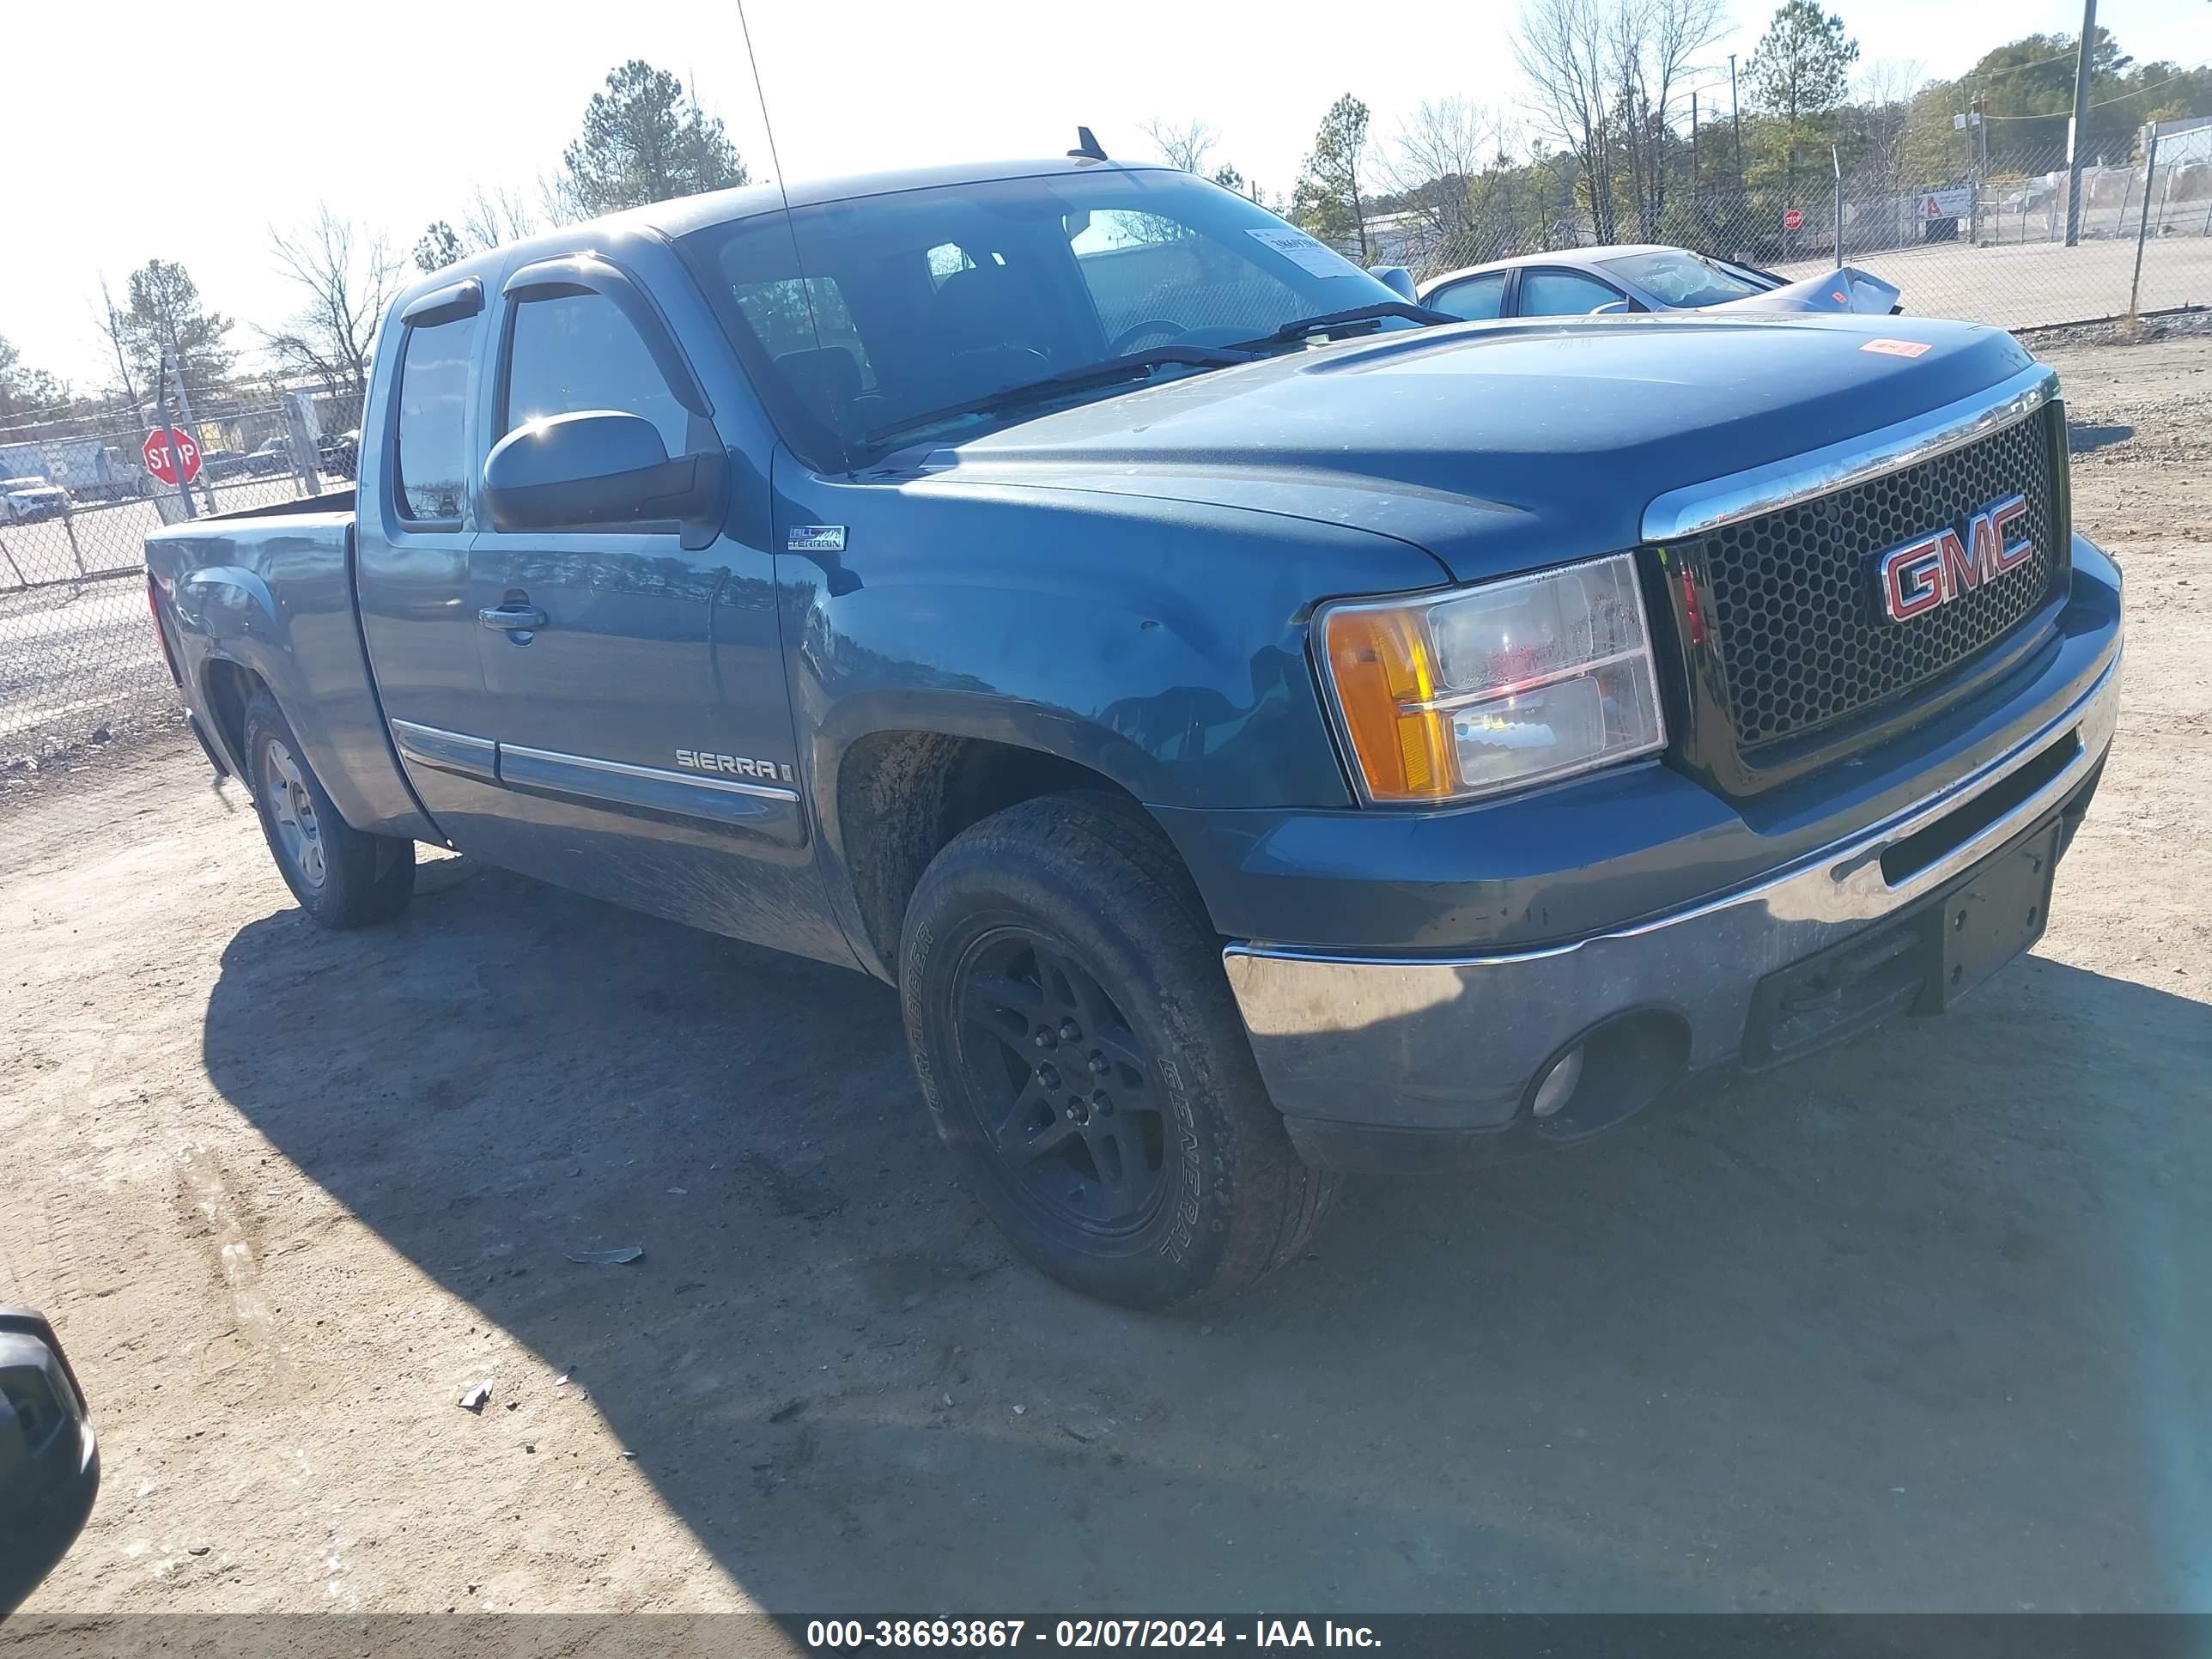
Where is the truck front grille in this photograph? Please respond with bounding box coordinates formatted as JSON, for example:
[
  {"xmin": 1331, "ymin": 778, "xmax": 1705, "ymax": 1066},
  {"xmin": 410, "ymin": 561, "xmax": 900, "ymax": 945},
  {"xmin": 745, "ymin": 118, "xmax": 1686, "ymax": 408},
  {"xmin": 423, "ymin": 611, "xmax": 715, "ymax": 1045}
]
[{"xmin": 1659, "ymin": 402, "xmax": 2069, "ymax": 781}]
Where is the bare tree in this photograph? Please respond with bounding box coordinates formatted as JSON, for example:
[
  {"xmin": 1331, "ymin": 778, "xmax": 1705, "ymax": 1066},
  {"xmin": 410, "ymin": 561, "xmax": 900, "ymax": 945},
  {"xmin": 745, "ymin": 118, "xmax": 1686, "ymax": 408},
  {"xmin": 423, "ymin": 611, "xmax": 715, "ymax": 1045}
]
[
  {"xmin": 537, "ymin": 169, "xmax": 590, "ymax": 229},
  {"xmin": 462, "ymin": 182, "xmax": 538, "ymax": 250},
  {"xmin": 1613, "ymin": 0, "xmax": 1731, "ymax": 238},
  {"xmin": 1140, "ymin": 118, "xmax": 1220, "ymax": 175},
  {"xmin": 1379, "ymin": 99, "xmax": 1517, "ymax": 269},
  {"xmin": 1851, "ymin": 58, "xmax": 1926, "ymax": 200},
  {"xmin": 91, "ymin": 272, "xmax": 148, "ymax": 421},
  {"xmin": 263, "ymin": 207, "xmax": 402, "ymax": 395},
  {"xmin": 1516, "ymin": 0, "xmax": 1727, "ymax": 243},
  {"xmin": 1516, "ymin": 0, "xmax": 1622, "ymax": 241}
]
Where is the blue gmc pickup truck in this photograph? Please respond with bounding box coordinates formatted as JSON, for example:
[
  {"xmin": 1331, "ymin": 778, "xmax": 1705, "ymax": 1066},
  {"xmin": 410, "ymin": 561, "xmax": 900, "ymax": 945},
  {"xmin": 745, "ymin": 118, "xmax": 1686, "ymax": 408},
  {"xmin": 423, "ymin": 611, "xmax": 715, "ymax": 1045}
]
[{"xmin": 145, "ymin": 156, "xmax": 2122, "ymax": 1308}]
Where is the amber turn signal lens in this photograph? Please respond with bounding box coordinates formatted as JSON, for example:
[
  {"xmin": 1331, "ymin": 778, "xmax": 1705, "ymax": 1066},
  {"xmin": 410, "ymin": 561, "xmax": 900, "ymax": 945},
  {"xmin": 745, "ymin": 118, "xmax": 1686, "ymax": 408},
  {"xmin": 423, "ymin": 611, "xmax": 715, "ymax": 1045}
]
[{"xmin": 1321, "ymin": 605, "xmax": 1457, "ymax": 801}]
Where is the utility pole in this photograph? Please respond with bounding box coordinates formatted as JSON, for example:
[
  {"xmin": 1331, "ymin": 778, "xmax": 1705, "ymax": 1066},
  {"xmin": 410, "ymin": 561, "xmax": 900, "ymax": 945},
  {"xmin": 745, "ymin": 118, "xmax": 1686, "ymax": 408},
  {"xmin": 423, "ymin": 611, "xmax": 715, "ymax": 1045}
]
[
  {"xmin": 2064, "ymin": 0, "xmax": 2097, "ymax": 246},
  {"xmin": 1691, "ymin": 89, "xmax": 1699, "ymax": 222},
  {"xmin": 2129, "ymin": 125, "xmax": 2160, "ymax": 316},
  {"xmin": 155, "ymin": 351, "xmax": 194, "ymax": 523},
  {"xmin": 1978, "ymin": 94, "xmax": 1990, "ymax": 240},
  {"xmin": 1832, "ymin": 144, "xmax": 1844, "ymax": 269},
  {"xmin": 1729, "ymin": 53, "xmax": 1745, "ymax": 195},
  {"xmin": 164, "ymin": 348, "xmax": 216, "ymax": 515}
]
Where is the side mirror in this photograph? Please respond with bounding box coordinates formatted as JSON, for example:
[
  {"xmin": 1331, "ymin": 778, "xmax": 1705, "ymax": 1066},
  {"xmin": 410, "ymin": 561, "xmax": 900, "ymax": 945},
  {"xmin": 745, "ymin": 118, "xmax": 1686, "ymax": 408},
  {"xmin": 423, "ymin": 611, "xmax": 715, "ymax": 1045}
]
[
  {"xmin": 0, "ymin": 1309, "xmax": 100, "ymax": 1619},
  {"xmin": 1369, "ymin": 265, "xmax": 1419, "ymax": 302},
  {"xmin": 482, "ymin": 411, "xmax": 726, "ymax": 536}
]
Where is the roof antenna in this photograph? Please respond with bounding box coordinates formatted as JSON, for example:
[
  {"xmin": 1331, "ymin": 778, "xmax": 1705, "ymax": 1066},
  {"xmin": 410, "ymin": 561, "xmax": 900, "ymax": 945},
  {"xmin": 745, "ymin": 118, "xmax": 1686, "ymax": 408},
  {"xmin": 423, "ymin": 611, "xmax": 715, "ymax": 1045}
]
[
  {"xmin": 1067, "ymin": 126, "xmax": 1108, "ymax": 161},
  {"xmin": 734, "ymin": 0, "xmax": 835, "ymax": 453}
]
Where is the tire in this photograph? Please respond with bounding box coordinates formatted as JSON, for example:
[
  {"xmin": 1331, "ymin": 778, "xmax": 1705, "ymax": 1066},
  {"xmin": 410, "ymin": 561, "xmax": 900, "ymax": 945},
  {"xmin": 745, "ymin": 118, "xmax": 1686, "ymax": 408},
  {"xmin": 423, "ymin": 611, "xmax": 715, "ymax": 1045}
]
[
  {"xmin": 241, "ymin": 689, "xmax": 416, "ymax": 929},
  {"xmin": 899, "ymin": 793, "xmax": 1337, "ymax": 1310}
]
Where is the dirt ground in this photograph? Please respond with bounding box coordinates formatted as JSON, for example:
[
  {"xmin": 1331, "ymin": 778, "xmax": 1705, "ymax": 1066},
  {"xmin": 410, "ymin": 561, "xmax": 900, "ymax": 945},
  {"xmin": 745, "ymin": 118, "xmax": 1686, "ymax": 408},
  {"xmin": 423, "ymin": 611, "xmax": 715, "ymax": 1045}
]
[{"xmin": 3, "ymin": 336, "xmax": 2208, "ymax": 1626}]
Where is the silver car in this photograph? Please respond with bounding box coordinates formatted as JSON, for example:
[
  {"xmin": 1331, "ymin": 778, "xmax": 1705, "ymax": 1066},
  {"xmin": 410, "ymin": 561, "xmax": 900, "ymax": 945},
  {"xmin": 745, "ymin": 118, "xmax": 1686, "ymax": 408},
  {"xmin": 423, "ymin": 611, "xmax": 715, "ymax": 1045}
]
[{"xmin": 1418, "ymin": 244, "xmax": 1901, "ymax": 322}]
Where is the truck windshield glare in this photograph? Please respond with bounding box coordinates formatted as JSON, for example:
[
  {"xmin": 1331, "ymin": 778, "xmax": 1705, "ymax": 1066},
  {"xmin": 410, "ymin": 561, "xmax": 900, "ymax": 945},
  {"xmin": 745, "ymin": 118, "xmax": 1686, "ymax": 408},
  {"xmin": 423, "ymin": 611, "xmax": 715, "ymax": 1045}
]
[{"xmin": 679, "ymin": 171, "xmax": 1413, "ymax": 465}]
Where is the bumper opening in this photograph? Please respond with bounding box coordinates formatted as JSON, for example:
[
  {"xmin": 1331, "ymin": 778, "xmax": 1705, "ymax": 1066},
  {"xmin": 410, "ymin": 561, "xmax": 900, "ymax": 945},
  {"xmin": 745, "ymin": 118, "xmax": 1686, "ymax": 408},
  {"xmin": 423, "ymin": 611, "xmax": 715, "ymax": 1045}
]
[
  {"xmin": 1745, "ymin": 757, "xmax": 2102, "ymax": 1071},
  {"xmin": 1880, "ymin": 727, "xmax": 2077, "ymax": 885},
  {"xmin": 1527, "ymin": 1011, "xmax": 1689, "ymax": 1144}
]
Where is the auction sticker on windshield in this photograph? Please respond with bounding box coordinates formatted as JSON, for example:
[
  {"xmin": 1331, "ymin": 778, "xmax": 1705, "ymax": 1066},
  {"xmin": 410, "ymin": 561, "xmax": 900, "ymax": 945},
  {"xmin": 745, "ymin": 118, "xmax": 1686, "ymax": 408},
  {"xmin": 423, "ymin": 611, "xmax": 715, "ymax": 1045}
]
[
  {"xmin": 1861, "ymin": 338, "xmax": 1933, "ymax": 358},
  {"xmin": 1246, "ymin": 227, "xmax": 1364, "ymax": 279}
]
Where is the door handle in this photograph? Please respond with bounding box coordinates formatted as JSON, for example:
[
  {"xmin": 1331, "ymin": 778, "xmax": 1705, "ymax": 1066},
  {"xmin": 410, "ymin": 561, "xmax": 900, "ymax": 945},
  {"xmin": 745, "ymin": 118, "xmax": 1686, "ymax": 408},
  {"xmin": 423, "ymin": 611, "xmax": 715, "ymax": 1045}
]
[{"xmin": 479, "ymin": 604, "xmax": 548, "ymax": 631}]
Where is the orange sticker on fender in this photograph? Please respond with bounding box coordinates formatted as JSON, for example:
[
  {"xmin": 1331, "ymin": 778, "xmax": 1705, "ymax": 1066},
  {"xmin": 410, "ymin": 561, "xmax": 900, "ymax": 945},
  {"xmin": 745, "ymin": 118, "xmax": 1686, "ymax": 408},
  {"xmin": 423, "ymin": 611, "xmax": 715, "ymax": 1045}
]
[{"xmin": 1862, "ymin": 337, "xmax": 1932, "ymax": 357}]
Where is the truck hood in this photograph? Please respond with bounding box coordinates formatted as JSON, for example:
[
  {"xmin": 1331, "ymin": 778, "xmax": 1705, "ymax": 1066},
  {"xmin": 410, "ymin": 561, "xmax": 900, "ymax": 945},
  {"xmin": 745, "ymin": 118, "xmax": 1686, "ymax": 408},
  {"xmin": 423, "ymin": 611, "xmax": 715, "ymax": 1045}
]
[{"xmin": 901, "ymin": 312, "xmax": 2039, "ymax": 584}]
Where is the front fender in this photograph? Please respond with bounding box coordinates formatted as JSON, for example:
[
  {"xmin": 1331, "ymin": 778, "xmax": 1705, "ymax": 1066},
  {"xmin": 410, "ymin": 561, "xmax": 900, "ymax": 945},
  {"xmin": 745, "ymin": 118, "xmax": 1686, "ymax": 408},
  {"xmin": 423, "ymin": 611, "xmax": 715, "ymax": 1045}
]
[
  {"xmin": 775, "ymin": 466, "xmax": 1453, "ymax": 978},
  {"xmin": 780, "ymin": 474, "xmax": 1451, "ymax": 818}
]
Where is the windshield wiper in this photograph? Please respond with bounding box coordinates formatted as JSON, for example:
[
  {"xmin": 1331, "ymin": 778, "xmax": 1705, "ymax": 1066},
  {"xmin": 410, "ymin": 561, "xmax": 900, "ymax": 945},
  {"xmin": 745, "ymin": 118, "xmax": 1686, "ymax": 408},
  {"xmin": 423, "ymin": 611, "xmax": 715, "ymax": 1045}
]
[
  {"xmin": 862, "ymin": 345, "xmax": 1258, "ymax": 451},
  {"xmin": 1225, "ymin": 301, "xmax": 1457, "ymax": 351}
]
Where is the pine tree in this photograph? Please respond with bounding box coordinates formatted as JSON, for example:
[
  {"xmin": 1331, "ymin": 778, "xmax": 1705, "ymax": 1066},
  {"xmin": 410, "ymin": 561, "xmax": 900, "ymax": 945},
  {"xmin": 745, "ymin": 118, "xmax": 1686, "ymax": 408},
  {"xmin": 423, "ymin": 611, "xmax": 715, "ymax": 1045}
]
[
  {"xmin": 1291, "ymin": 95, "xmax": 1374, "ymax": 258},
  {"xmin": 560, "ymin": 60, "xmax": 750, "ymax": 216}
]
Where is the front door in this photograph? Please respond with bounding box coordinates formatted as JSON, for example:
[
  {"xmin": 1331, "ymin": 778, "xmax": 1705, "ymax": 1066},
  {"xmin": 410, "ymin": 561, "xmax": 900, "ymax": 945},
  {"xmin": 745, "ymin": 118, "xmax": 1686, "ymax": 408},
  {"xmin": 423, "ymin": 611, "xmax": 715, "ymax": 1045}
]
[{"xmin": 460, "ymin": 264, "xmax": 848, "ymax": 965}]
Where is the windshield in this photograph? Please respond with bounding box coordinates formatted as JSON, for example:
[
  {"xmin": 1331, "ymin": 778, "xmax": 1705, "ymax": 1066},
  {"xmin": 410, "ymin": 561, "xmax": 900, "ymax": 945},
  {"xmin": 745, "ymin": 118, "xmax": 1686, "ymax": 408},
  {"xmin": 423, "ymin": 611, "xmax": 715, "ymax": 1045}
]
[
  {"xmin": 1597, "ymin": 249, "xmax": 1771, "ymax": 308},
  {"xmin": 681, "ymin": 168, "xmax": 1411, "ymax": 465}
]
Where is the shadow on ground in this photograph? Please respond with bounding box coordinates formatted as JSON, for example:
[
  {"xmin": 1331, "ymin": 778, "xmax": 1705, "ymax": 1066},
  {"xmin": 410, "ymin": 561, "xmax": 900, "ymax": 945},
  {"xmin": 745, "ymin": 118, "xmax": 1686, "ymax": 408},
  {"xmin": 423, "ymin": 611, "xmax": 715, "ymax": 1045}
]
[
  {"xmin": 198, "ymin": 861, "xmax": 2212, "ymax": 1611},
  {"xmin": 2067, "ymin": 422, "xmax": 2136, "ymax": 456}
]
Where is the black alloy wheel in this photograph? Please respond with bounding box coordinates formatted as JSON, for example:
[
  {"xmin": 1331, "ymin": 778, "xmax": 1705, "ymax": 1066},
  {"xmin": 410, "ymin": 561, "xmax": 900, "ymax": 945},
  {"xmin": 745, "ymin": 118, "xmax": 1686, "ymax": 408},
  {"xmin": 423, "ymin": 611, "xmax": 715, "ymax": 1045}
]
[{"xmin": 952, "ymin": 925, "xmax": 1169, "ymax": 1234}]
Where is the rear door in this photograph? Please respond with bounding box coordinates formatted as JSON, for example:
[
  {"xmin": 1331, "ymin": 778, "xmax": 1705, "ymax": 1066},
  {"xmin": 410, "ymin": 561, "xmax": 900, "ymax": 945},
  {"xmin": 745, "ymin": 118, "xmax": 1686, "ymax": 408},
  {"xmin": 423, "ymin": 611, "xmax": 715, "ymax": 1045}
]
[
  {"xmin": 1424, "ymin": 270, "xmax": 1510, "ymax": 321},
  {"xmin": 1511, "ymin": 267, "xmax": 1632, "ymax": 317},
  {"xmin": 457, "ymin": 245, "xmax": 852, "ymax": 964},
  {"xmin": 355, "ymin": 278, "xmax": 499, "ymax": 826}
]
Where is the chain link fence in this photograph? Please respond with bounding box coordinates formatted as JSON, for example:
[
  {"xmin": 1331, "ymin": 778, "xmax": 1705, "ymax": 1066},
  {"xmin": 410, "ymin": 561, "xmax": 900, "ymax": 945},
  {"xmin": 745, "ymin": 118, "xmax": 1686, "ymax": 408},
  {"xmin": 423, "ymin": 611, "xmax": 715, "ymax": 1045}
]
[
  {"xmin": 1378, "ymin": 120, "xmax": 2211, "ymax": 331},
  {"xmin": 0, "ymin": 386, "xmax": 361, "ymax": 821}
]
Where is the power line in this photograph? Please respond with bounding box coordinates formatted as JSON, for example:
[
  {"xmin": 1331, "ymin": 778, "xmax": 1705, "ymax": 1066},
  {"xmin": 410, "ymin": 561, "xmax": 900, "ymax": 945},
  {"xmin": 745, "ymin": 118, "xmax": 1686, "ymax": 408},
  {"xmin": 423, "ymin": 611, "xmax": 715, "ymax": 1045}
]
[
  {"xmin": 1982, "ymin": 63, "xmax": 2208, "ymax": 117},
  {"xmin": 1973, "ymin": 46, "xmax": 2085, "ymax": 82}
]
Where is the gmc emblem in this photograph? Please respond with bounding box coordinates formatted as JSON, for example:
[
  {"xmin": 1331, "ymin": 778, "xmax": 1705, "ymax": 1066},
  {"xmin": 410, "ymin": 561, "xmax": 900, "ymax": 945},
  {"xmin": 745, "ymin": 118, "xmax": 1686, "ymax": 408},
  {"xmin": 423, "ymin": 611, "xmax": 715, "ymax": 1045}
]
[{"xmin": 1876, "ymin": 493, "xmax": 2033, "ymax": 623}]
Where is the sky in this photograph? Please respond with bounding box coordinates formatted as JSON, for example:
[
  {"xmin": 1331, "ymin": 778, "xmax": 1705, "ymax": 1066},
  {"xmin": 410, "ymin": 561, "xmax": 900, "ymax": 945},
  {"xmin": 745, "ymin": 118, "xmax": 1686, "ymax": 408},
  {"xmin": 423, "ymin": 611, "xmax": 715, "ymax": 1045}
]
[{"xmin": 3, "ymin": 0, "xmax": 2205, "ymax": 388}]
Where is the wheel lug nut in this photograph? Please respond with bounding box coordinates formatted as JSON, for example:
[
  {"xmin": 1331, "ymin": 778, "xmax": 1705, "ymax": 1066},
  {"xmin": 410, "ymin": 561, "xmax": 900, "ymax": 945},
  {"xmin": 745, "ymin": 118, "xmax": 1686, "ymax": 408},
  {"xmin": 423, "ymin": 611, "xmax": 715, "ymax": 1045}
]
[
  {"xmin": 1059, "ymin": 1019, "xmax": 1081, "ymax": 1042},
  {"xmin": 1093, "ymin": 1092, "xmax": 1113, "ymax": 1115},
  {"xmin": 1036, "ymin": 1063, "xmax": 1060, "ymax": 1089},
  {"xmin": 1032, "ymin": 1028, "xmax": 1054, "ymax": 1048},
  {"xmin": 1088, "ymin": 1053, "xmax": 1110, "ymax": 1075}
]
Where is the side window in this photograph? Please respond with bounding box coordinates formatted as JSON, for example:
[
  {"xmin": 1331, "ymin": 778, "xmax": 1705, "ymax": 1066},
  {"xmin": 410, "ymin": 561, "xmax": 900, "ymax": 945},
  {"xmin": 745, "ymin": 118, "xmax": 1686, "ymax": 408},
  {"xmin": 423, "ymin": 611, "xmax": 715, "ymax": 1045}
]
[
  {"xmin": 1426, "ymin": 272, "xmax": 1508, "ymax": 321},
  {"xmin": 1517, "ymin": 269, "xmax": 1625, "ymax": 318},
  {"xmin": 392, "ymin": 318, "xmax": 476, "ymax": 524},
  {"xmin": 501, "ymin": 290, "xmax": 689, "ymax": 459}
]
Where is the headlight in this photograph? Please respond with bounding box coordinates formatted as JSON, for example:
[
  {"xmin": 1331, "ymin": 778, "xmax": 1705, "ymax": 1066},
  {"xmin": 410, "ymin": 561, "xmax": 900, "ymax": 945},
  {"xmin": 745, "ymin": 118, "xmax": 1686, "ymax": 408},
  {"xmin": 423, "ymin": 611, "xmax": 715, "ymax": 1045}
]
[{"xmin": 1318, "ymin": 552, "xmax": 1666, "ymax": 803}]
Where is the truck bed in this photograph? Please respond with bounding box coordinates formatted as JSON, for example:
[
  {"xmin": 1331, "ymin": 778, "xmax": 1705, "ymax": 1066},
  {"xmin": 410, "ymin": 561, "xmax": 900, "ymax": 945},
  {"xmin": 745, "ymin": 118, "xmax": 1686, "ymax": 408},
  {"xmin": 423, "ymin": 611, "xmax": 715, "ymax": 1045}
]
[{"xmin": 144, "ymin": 501, "xmax": 434, "ymax": 842}]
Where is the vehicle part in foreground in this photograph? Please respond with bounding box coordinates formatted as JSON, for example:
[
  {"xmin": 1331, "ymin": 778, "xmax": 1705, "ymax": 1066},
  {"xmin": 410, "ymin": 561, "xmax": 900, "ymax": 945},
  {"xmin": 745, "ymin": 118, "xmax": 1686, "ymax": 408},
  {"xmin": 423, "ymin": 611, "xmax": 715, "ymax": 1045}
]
[{"xmin": 0, "ymin": 1310, "xmax": 100, "ymax": 1619}]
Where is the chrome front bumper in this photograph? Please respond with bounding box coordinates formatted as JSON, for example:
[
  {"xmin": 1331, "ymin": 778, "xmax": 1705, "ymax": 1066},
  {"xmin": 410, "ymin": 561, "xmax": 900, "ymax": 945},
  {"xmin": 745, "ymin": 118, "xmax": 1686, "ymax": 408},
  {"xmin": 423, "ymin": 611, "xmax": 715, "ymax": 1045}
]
[{"xmin": 1222, "ymin": 643, "xmax": 2122, "ymax": 1160}]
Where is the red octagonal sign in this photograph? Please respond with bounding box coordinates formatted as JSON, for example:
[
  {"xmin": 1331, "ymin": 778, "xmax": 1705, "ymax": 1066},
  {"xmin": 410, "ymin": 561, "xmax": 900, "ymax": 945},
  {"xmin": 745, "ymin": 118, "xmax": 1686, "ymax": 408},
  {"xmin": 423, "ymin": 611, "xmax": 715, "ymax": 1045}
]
[
  {"xmin": 1783, "ymin": 207, "xmax": 1805, "ymax": 232},
  {"xmin": 143, "ymin": 426, "xmax": 203, "ymax": 487}
]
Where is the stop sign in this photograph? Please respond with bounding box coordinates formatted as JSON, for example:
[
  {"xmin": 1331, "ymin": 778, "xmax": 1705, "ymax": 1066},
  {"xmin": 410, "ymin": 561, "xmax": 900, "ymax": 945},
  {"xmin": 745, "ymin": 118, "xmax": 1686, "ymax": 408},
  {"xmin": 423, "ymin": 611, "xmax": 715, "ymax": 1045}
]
[
  {"xmin": 143, "ymin": 426, "xmax": 203, "ymax": 488},
  {"xmin": 1783, "ymin": 207, "xmax": 1804, "ymax": 232}
]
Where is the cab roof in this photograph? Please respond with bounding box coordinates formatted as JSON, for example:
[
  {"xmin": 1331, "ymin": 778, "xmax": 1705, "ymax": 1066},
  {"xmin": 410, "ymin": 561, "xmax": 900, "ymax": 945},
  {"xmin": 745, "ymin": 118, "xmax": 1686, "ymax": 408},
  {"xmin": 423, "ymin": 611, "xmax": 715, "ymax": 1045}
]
[{"xmin": 400, "ymin": 155, "xmax": 1176, "ymax": 317}]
